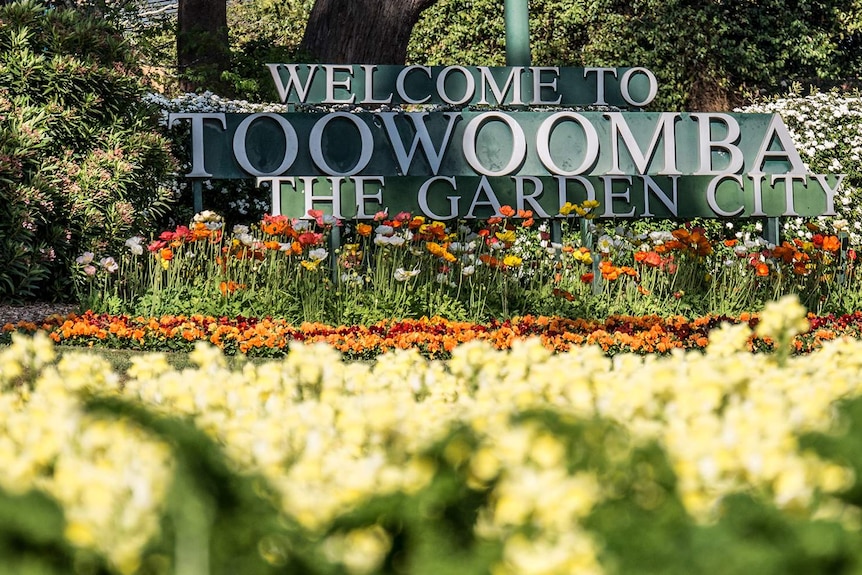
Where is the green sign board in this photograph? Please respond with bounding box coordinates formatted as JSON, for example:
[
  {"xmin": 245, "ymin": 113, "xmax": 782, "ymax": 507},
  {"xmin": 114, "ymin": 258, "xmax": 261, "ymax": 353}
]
[{"xmin": 168, "ymin": 65, "xmax": 844, "ymax": 220}]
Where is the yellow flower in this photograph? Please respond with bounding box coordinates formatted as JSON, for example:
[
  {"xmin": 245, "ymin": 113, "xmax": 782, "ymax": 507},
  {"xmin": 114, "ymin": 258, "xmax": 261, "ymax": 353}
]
[
  {"xmin": 503, "ymin": 255, "xmax": 523, "ymax": 267},
  {"xmin": 496, "ymin": 230, "xmax": 516, "ymax": 243}
]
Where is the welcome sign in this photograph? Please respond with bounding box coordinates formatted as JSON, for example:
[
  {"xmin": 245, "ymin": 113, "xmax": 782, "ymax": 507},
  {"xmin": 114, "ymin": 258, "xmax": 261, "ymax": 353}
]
[{"xmin": 169, "ymin": 64, "xmax": 844, "ymax": 220}]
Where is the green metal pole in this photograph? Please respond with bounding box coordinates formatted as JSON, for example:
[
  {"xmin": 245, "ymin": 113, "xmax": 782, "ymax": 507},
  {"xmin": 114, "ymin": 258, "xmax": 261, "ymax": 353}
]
[
  {"xmin": 192, "ymin": 179, "xmax": 203, "ymax": 215},
  {"xmin": 504, "ymin": 0, "xmax": 531, "ymax": 67}
]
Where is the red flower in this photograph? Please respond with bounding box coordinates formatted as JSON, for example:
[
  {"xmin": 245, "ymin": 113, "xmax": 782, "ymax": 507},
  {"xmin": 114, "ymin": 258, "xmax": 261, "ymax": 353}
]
[{"xmin": 297, "ymin": 231, "xmax": 323, "ymax": 246}]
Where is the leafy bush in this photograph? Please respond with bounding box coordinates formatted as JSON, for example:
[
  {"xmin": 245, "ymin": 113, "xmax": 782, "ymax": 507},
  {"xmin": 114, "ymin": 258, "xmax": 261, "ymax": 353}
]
[
  {"xmin": 224, "ymin": 0, "xmax": 313, "ymax": 101},
  {"xmin": 0, "ymin": 0, "xmax": 176, "ymax": 302},
  {"xmin": 408, "ymin": 0, "xmax": 861, "ymax": 110}
]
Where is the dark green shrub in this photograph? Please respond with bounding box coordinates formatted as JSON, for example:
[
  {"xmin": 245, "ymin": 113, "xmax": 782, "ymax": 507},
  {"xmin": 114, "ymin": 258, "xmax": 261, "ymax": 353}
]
[
  {"xmin": 0, "ymin": 0, "xmax": 176, "ymax": 302},
  {"xmin": 408, "ymin": 0, "xmax": 862, "ymax": 110}
]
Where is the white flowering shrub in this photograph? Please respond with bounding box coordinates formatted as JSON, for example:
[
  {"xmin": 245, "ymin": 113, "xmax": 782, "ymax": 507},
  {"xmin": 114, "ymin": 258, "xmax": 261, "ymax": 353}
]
[
  {"xmin": 143, "ymin": 92, "xmax": 287, "ymax": 226},
  {"xmin": 738, "ymin": 89, "xmax": 862, "ymax": 244}
]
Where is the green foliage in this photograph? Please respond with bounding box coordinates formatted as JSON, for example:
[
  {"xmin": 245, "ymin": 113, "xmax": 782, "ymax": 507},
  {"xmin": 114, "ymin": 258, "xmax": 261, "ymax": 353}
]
[
  {"xmin": 0, "ymin": 486, "xmax": 109, "ymax": 575},
  {"xmin": 224, "ymin": 0, "xmax": 314, "ymax": 101},
  {"xmin": 408, "ymin": 0, "xmax": 862, "ymax": 110},
  {"xmin": 0, "ymin": 0, "xmax": 176, "ymax": 302}
]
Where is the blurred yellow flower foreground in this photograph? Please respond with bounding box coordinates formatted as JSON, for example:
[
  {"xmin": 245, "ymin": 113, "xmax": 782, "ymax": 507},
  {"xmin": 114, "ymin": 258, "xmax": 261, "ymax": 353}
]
[{"xmin": 1, "ymin": 295, "xmax": 860, "ymax": 574}]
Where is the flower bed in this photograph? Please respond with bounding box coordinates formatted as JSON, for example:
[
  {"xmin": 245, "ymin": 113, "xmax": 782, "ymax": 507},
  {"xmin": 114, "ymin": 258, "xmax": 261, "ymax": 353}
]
[
  {"xmin": 5, "ymin": 308, "xmax": 862, "ymax": 359},
  {"xmin": 2, "ymin": 297, "xmax": 862, "ymax": 573}
]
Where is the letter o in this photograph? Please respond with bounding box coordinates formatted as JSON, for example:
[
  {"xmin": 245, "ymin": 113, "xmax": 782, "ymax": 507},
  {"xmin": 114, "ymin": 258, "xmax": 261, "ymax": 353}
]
[
  {"xmin": 233, "ymin": 113, "xmax": 298, "ymax": 176},
  {"xmin": 437, "ymin": 66, "xmax": 476, "ymax": 106},
  {"xmin": 621, "ymin": 67, "xmax": 658, "ymax": 107},
  {"xmin": 536, "ymin": 112, "xmax": 599, "ymax": 176},
  {"xmin": 309, "ymin": 112, "xmax": 374, "ymax": 176},
  {"xmin": 462, "ymin": 112, "xmax": 527, "ymax": 177}
]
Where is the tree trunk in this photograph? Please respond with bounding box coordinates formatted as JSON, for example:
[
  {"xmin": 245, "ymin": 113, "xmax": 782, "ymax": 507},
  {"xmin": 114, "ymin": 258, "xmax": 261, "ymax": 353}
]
[
  {"xmin": 300, "ymin": 0, "xmax": 439, "ymax": 64},
  {"xmin": 177, "ymin": 0, "xmax": 229, "ymax": 92}
]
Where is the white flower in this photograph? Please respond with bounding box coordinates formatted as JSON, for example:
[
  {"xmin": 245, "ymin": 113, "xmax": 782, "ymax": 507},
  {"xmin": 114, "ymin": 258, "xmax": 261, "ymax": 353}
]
[
  {"xmin": 100, "ymin": 257, "xmax": 119, "ymax": 273},
  {"xmin": 374, "ymin": 234, "xmax": 405, "ymax": 247},
  {"xmin": 232, "ymin": 224, "xmax": 249, "ymax": 235},
  {"xmin": 649, "ymin": 231, "xmax": 673, "ymax": 244},
  {"xmin": 125, "ymin": 237, "xmax": 144, "ymax": 256},
  {"xmin": 596, "ymin": 235, "xmax": 613, "ymax": 254},
  {"xmin": 308, "ymin": 248, "xmax": 328, "ymax": 262},
  {"xmin": 76, "ymin": 252, "xmax": 94, "ymax": 265},
  {"xmin": 374, "ymin": 225, "xmax": 394, "ymax": 236},
  {"xmin": 394, "ymin": 267, "xmax": 420, "ymax": 281},
  {"xmin": 462, "ymin": 265, "xmax": 475, "ymax": 276}
]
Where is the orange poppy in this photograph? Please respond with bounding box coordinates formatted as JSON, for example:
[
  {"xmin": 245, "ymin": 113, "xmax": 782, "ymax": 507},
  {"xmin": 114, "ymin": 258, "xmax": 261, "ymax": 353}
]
[{"xmin": 822, "ymin": 235, "xmax": 841, "ymax": 252}]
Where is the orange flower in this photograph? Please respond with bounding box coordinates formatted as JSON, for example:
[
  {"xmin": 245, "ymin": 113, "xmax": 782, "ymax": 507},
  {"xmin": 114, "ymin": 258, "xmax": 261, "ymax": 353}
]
[
  {"xmin": 479, "ymin": 254, "xmax": 500, "ymax": 268},
  {"xmin": 499, "ymin": 205, "xmax": 516, "ymax": 217},
  {"xmin": 822, "ymin": 235, "xmax": 841, "ymax": 252},
  {"xmin": 600, "ymin": 262, "xmax": 620, "ymax": 281},
  {"xmin": 160, "ymin": 248, "xmax": 173, "ymax": 261},
  {"xmin": 755, "ymin": 263, "xmax": 769, "ymax": 277},
  {"xmin": 356, "ymin": 223, "xmax": 372, "ymax": 236},
  {"xmin": 644, "ymin": 251, "xmax": 662, "ymax": 267},
  {"xmin": 264, "ymin": 240, "xmax": 281, "ymax": 251},
  {"xmin": 553, "ymin": 288, "xmax": 575, "ymax": 301},
  {"xmin": 772, "ymin": 242, "xmax": 798, "ymax": 264},
  {"xmin": 261, "ymin": 214, "xmax": 291, "ymax": 236}
]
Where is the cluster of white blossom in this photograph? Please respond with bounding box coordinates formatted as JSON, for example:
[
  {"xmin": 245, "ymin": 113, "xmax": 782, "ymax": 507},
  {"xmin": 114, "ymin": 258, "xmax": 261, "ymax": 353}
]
[
  {"xmin": 738, "ymin": 91, "xmax": 862, "ymax": 244},
  {"xmin": 144, "ymin": 92, "xmax": 291, "ymax": 126}
]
